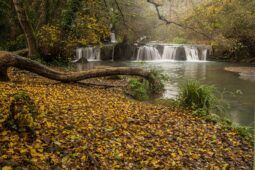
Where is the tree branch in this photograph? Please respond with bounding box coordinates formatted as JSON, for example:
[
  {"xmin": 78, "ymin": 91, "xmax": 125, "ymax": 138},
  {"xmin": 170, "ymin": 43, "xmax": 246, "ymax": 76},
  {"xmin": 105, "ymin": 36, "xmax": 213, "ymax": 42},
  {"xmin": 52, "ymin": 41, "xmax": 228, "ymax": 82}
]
[
  {"xmin": 0, "ymin": 51, "xmax": 158, "ymax": 94},
  {"xmin": 113, "ymin": 0, "xmax": 138, "ymax": 35},
  {"xmin": 147, "ymin": 0, "xmax": 211, "ymax": 39}
]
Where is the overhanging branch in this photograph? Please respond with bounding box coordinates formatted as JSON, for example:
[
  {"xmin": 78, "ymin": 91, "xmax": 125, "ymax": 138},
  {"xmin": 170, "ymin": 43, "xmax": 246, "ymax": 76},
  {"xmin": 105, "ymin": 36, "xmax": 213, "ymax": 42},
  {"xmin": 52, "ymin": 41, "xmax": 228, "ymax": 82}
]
[
  {"xmin": 113, "ymin": 0, "xmax": 138, "ymax": 35},
  {"xmin": 147, "ymin": 0, "xmax": 211, "ymax": 39}
]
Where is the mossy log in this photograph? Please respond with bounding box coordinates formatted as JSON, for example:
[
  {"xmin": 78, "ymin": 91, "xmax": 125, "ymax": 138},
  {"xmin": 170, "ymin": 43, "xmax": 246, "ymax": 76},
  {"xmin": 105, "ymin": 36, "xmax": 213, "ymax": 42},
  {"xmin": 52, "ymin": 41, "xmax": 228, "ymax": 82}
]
[{"xmin": 0, "ymin": 51, "xmax": 158, "ymax": 93}]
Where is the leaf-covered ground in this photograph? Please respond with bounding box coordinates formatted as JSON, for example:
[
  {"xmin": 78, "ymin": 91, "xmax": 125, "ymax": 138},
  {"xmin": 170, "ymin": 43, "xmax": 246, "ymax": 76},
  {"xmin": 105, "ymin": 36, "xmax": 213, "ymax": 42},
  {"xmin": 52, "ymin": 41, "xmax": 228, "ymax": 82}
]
[{"xmin": 0, "ymin": 69, "xmax": 253, "ymax": 169}]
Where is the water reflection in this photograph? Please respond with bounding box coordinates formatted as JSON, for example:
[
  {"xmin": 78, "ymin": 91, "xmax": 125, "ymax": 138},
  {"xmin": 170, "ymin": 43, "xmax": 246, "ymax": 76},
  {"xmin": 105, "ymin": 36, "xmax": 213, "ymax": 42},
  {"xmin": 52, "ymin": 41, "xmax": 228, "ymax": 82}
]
[
  {"xmin": 239, "ymin": 73, "xmax": 255, "ymax": 82},
  {"xmin": 183, "ymin": 62, "xmax": 207, "ymax": 80}
]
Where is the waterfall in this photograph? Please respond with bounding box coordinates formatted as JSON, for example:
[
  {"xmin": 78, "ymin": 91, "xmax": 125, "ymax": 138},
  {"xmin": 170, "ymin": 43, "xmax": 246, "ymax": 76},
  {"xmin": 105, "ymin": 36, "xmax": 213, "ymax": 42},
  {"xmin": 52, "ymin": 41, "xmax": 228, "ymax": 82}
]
[
  {"xmin": 137, "ymin": 45, "xmax": 161, "ymax": 60},
  {"xmin": 136, "ymin": 44, "xmax": 207, "ymax": 61},
  {"xmin": 110, "ymin": 33, "xmax": 117, "ymax": 43},
  {"xmin": 91, "ymin": 47, "xmax": 101, "ymax": 61},
  {"xmin": 184, "ymin": 46, "xmax": 199, "ymax": 61},
  {"xmin": 73, "ymin": 47, "xmax": 101, "ymax": 63},
  {"xmin": 201, "ymin": 49, "xmax": 208, "ymax": 61},
  {"xmin": 162, "ymin": 46, "xmax": 178, "ymax": 60},
  {"xmin": 73, "ymin": 48, "xmax": 83, "ymax": 63}
]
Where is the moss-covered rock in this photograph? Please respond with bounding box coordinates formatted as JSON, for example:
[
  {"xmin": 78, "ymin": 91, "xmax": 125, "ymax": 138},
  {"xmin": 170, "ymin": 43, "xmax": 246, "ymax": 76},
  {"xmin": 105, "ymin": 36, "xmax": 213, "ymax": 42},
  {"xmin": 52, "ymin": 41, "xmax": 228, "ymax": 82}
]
[{"xmin": 3, "ymin": 91, "xmax": 38, "ymax": 140}]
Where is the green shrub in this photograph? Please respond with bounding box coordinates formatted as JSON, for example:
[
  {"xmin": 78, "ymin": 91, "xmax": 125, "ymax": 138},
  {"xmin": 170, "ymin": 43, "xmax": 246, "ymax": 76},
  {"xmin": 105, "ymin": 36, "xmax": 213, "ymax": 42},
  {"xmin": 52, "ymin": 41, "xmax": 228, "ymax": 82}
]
[
  {"xmin": 127, "ymin": 69, "xmax": 168, "ymax": 101},
  {"xmin": 148, "ymin": 69, "xmax": 168, "ymax": 95},
  {"xmin": 178, "ymin": 80, "xmax": 216, "ymax": 114},
  {"xmin": 128, "ymin": 79, "xmax": 149, "ymax": 101},
  {"xmin": 204, "ymin": 113, "xmax": 221, "ymax": 123},
  {"xmin": 192, "ymin": 108, "xmax": 208, "ymax": 117},
  {"xmin": 232, "ymin": 125, "xmax": 253, "ymax": 141},
  {"xmin": 4, "ymin": 34, "xmax": 26, "ymax": 51}
]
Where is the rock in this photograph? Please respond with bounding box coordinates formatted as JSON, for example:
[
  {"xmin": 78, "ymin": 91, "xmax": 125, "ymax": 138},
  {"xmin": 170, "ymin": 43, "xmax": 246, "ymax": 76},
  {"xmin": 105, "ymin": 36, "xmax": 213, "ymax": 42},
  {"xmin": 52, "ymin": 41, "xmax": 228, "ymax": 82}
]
[{"xmin": 3, "ymin": 91, "xmax": 38, "ymax": 141}]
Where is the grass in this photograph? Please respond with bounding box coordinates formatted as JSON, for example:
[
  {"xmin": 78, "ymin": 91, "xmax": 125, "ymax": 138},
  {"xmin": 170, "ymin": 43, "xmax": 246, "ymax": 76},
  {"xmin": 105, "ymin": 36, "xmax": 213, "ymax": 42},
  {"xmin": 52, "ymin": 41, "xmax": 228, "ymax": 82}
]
[
  {"xmin": 155, "ymin": 80, "xmax": 254, "ymax": 143},
  {"xmin": 178, "ymin": 80, "xmax": 216, "ymax": 115}
]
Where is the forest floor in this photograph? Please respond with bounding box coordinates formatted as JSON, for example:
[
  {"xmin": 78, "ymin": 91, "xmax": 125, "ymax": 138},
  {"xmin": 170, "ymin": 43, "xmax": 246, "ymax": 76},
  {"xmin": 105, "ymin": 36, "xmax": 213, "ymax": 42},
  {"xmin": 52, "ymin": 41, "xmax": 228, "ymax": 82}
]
[{"xmin": 0, "ymin": 69, "xmax": 253, "ymax": 169}]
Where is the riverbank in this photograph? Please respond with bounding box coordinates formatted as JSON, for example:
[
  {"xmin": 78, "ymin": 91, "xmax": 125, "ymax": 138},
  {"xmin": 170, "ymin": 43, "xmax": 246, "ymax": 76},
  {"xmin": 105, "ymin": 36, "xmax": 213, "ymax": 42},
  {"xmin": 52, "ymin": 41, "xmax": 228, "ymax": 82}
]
[
  {"xmin": 225, "ymin": 67, "xmax": 255, "ymax": 75},
  {"xmin": 225, "ymin": 66, "xmax": 255, "ymax": 82},
  {"xmin": 0, "ymin": 69, "xmax": 253, "ymax": 169}
]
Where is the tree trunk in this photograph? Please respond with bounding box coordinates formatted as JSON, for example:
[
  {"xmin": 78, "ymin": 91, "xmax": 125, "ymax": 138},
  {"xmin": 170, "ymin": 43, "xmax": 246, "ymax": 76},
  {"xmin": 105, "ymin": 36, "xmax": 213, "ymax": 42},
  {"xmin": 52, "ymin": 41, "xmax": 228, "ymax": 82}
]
[
  {"xmin": 0, "ymin": 51, "xmax": 157, "ymax": 92},
  {"xmin": 36, "ymin": 0, "xmax": 48, "ymax": 29},
  {"xmin": 12, "ymin": 0, "xmax": 38, "ymax": 58}
]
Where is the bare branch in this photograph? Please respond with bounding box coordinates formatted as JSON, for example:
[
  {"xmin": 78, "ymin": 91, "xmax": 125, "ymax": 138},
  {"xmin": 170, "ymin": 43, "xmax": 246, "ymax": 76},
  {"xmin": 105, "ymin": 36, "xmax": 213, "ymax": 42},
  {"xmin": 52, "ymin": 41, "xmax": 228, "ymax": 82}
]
[
  {"xmin": 113, "ymin": 0, "xmax": 138, "ymax": 35},
  {"xmin": 114, "ymin": 0, "xmax": 125, "ymax": 23},
  {"xmin": 147, "ymin": 0, "xmax": 211, "ymax": 39}
]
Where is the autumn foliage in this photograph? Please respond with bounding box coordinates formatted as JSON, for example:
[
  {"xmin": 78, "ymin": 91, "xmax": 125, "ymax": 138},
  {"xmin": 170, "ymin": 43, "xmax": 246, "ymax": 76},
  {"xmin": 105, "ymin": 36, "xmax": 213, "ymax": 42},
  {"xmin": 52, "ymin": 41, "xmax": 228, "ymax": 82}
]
[{"xmin": 0, "ymin": 69, "xmax": 253, "ymax": 169}]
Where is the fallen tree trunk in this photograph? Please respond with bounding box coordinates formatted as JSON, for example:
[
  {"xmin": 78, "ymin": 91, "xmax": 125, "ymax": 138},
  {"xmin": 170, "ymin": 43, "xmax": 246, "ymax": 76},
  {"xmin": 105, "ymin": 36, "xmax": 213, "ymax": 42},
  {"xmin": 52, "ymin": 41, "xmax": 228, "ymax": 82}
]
[{"xmin": 0, "ymin": 51, "xmax": 158, "ymax": 93}]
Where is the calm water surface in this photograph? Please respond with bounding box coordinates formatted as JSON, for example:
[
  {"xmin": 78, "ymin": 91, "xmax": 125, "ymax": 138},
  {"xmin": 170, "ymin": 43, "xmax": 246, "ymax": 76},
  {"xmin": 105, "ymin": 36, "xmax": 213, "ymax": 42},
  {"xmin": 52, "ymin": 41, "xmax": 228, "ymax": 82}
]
[{"xmin": 76, "ymin": 61, "xmax": 255, "ymax": 127}]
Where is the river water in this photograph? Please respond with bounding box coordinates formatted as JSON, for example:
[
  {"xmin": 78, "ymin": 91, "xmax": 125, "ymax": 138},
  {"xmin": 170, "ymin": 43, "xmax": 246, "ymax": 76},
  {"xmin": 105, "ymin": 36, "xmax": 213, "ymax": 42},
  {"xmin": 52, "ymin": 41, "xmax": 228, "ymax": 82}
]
[{"xmin": 75, "ymin": 61, "xmax": 255, "ymax": 127}]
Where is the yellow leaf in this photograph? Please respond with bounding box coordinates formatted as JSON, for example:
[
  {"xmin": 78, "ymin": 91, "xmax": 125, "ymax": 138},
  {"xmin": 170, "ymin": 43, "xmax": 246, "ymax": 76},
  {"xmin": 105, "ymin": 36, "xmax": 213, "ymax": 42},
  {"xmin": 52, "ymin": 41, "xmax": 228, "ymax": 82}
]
[
  {"xmin": 1, "ymin": 131, "xmax": 8, "ymax": 135},
  {"xmin": 46, "ymin": 122, "xmax": 53, "ymax": 127},
  {"xmin": 151, "ymin": 159, "xmax": 160, "ymax": 167},
  {"xmin": 81, "ymin": 155, "xmax": 87, "ymax": 161},
  {"xmin": 171, "ymin": 153, "xmax": 177, "ymax": 158},
  {"xmin": 2, "ymin": 166, "xmax": 13, "ymax": 170},
  {"xmin": 20, "ymin": 148, "xmax": 27, "ymax": 154},
  {"xmin": 122, "ymin": 123, "xmax": 128, "ymax": 129},
  {"xmin": 178, "ymin": 150, "xmax": 183, "ymax": 156}
]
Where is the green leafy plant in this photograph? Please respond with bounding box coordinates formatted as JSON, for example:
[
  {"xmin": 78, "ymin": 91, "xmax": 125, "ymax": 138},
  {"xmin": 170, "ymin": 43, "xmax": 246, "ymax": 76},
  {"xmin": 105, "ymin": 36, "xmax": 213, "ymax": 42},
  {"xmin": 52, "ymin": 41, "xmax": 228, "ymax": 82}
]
[
  {"xmin": 128, "ymin": 79, "xmax": 149, "ymax": 101},
  {"xmin": 127, "ymin": 69, "xmax": 168, "ymax": 101},
  {"xmin": 232, "ymin": 125, "xmax": 253, "ymax": 141},
  {"xmin": 148, "ymin": 69, "xmax": 169, "ymax": 95},
  {"xmin": 178, "ymin": 80, "xmax": 216, "ymax": 114}
]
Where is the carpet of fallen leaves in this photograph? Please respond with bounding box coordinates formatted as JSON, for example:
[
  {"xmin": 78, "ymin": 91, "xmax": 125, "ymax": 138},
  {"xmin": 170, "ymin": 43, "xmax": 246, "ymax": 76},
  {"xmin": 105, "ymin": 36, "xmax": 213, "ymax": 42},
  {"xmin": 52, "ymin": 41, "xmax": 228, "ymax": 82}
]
[{"xmin": 0, "ymin": 69, "xmax": 253, "ymax": 169}]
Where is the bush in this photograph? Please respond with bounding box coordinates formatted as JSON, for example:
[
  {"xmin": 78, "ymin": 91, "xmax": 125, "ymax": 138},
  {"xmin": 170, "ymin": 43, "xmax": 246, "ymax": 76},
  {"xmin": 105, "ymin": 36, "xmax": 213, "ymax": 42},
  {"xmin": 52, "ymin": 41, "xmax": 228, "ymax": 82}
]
[
  {"xmin": 128, "ymin": 79, "xmax": 149, "ymax": 101},
  {"xmin": 4, "ymin": 34, "xmax": 26, "ymax": 51},
  {"xmin": 127, "ymin": 69, "xmax": 168, "ymax": 101},
  {"xmin": 148, "ymin": 69, "xmax": 168, "ymax": 95},
  {"xmin": 37, "ymin": 25, "xmax": 67, "ymax": 62},
  {"xmin": 178, "ymin": 80, "xmax": 216, "ymax": 114}
]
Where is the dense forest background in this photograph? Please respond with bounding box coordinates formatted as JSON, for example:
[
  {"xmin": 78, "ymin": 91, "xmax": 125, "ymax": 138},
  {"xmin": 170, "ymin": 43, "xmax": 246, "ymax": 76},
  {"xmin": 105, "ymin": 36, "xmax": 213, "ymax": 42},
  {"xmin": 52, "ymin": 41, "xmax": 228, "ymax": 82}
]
[{"xmin": 0, "ymin": 0, "xmax": 255, "ymax": 63}]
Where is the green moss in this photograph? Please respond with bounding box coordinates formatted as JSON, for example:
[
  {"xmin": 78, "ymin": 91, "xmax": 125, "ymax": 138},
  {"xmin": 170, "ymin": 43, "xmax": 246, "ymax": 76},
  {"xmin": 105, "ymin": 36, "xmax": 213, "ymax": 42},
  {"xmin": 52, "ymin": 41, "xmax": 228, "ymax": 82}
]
[{"xmin": 4, "ymin": 91, "xmax": 38, "ymax": 136}]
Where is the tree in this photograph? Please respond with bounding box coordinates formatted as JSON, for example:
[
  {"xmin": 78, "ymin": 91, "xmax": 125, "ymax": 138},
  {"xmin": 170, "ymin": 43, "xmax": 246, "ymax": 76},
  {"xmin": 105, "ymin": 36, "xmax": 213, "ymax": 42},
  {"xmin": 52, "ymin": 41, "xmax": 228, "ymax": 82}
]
[
  {"xmin": 184, "ymin": 0, "xmax": 255, "ymax": 60},
  {"xmin": 12, "ymin": 0, "xmax": 38, "ymax": 58}
]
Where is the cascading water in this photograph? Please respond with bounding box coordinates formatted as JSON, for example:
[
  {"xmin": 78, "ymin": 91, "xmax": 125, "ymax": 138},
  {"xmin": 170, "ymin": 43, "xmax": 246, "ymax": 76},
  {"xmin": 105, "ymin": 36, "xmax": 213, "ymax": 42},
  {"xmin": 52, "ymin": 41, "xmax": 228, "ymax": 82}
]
[
  {"xmin": 184, "ymin": 46, "xmax": 199, "ymax": 61},
  {"xmin": 136, "ymin": 44, "xmax": 209, "ymax": 61},
  {"xmin": 73, "ymin": 47, "xmax": 101, "ymax": 63},
  {"xmin": 137, "ymin": 45, "xmax": 161, "ymax": 60},
  {"xmin": 110, "ymin": 32, "xmax": 117, "ymax": 43},
  {"xmin": 162, "ymin": 46, "xmax": 178, "ymax": 60},
  {"xmin": 91, "ymin": 47, "xmax": 101, "ymax": 61},
  {"xmin": 201, "ymin": 49, "xmax": 208, "ymax": 61}
]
